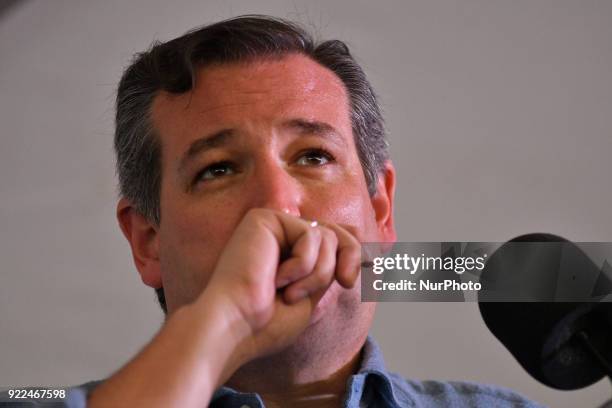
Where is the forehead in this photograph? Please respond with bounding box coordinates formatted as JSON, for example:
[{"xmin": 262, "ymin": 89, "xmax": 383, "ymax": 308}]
[{"xmin": 150, "ymin": 53, "xmax": 351, "ymax": 156}]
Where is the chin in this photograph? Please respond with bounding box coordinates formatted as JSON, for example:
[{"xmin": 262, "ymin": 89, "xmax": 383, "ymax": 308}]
[{"xmin": 293, "ymin": 283, "xmax": 374, "ymax": 353}]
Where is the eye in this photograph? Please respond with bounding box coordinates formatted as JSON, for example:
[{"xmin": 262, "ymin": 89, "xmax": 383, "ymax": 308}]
[
  {"xmin": 195, "ymin": 161, "xmax": 236, "ymax": 183},
  {"xmin": 295, "ymin": 148, "xmax": 335, "ymax": 167}
]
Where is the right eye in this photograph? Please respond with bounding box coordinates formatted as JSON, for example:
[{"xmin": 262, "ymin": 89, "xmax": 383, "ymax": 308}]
[{"xmin": 194, "ymin": 161, "xmax": 236, "ymax": 183}]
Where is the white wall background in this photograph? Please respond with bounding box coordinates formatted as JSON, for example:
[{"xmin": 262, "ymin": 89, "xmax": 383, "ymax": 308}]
[{"xmin": 1, "ymin": 1, "xmax": 611, "ymax": 407}]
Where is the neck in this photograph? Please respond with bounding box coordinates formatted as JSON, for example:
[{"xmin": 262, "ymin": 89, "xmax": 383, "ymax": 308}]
[{"xmin": 226, "ymin": 334, "xmax": 366, "ymax": 408}]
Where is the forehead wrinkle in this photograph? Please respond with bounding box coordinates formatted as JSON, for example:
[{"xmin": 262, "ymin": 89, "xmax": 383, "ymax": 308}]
[
  {"xmin": 194, "ymin": 100, "xmax": 266, "ymax": 116},
  {"xmin": 195, "ymin": 55, "xmax": 346, "ymax": 99},
  {"xmin": 153, "ymin": 53, "xmax": 354, "ymax": 176},
  {"xmin": 281, "ymin": 118, "xmax": 348, "ymax": 149}
]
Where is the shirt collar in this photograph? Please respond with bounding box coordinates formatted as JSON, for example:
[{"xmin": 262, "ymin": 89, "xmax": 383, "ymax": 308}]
[{"xmin": 343, "ymin": 335, "xmax": 404, "ymax": 407}]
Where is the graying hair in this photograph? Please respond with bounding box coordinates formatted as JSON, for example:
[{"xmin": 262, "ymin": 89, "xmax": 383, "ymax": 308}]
[{"xmin": 114, "ymin": 15, "xmax": 389, "ymax": 312}]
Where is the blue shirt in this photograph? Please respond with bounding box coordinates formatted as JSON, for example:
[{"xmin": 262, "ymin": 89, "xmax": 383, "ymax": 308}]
[{"xmin": 0, "ymin": 336, "xmax": 545, "ymax": 407}]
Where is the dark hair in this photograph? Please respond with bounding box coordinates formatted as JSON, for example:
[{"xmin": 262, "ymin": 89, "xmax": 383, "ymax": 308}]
[{"xmin": 114, "ymin": 15, "xmax": 389, "ymax": 313}]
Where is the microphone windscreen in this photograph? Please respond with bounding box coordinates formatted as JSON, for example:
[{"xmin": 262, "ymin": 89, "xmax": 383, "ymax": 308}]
[{"xmin": 478, "ymin": 233, "xmax": 611, "ymax": 390}]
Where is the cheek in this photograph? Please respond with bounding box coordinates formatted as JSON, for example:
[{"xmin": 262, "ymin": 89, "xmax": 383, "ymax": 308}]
[
  {"xmin": 157, "ymin": 201, "xmax": 243, "ymax": 308},
  {"xmin": 313, "ymin": 184, "xmax": 377, "ymax": 240}
]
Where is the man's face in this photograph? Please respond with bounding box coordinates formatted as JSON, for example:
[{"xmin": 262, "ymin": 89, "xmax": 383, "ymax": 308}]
[{"xmin": 149, "ymin": 53, "xmax": 394, "ymax": 339}]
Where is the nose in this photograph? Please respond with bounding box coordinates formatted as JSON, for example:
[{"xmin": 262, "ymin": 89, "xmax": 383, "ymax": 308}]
[{"xmin": 247, "ymin": 158, "xmax": 302, "ymax": 217}]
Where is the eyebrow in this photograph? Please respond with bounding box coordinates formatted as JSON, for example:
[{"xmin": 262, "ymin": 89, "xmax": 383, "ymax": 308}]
[
  {"xmin": 178, "ymin": 129, "xmax": 236, "ymax": 173},
  {"xmin": 178, "ymin": 118, "xmax": 346, "ymax": 173},
  {"xmin": 283, "ymin": 118, "xmax": 345, "ymax": 144}
]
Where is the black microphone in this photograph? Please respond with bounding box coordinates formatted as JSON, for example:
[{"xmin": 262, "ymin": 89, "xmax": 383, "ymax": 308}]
[{"xmin": 478, "ymin": 233, "xmax": 612, "ymax": 390}]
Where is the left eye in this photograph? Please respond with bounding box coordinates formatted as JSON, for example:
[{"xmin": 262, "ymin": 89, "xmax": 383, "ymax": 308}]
[{"xmin": 296, "ymin": 149, "xmax": 334, "ymax": 166}]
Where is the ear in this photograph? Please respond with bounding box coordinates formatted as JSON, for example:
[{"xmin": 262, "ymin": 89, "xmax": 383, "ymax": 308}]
[
  {"xmin": 370, "ymin": 160, "xmax": 397, "ymax": 242},
  {"xmin": 116, "ymin": 198, "xmax": 162, "ymax": 288}
]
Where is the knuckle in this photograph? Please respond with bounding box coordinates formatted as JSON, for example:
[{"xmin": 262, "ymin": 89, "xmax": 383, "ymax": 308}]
[
  {"xmin": 311, "ymin": 270, "xmax": 331, "ymax": 287},
  {"xmin": 246, "ymin": 208, "xmax": 271, "ymax": 223},
  {"xmin": 339, "ymin": 223, "xmax": 359, "ymax": 238},
  {"xmin": 321, "ymin": 227, "xmax": 338, "ymax": 245},
  {"xmin": 306, "ymin": 224, "xmax": 322, "ymax": 240},
  {"xmin": 347, "ymin": 231, "xmax": 360, "ymax": 247},
  {"xmin": 246, "ymin": 207, "xmax": 264, "ymax": 218}
]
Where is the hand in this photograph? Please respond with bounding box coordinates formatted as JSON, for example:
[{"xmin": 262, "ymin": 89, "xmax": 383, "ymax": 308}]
[
  {"xmin": 197, "ymin": 208, "xmax": 362, "ymax": 366},
  {"xmin": 88, "ymin": 208, "xmax": 362, "ymax": 408}
]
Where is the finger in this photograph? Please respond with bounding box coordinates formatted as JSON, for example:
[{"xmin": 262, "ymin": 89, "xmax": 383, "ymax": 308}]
[
  {"xmin": 254, "ymin": 209, "xmax": 320, "ymax": 249},
  {"xmin": 319, "ymin": 222, "xmax": 361, "ymax": 288},
  {"xmin": 284, "ymin": 226, "xmax": 338, "ymax": 304},
  {"xmin": 275, "ymin": 226, "xmax": 322, "ymax": 288}
]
